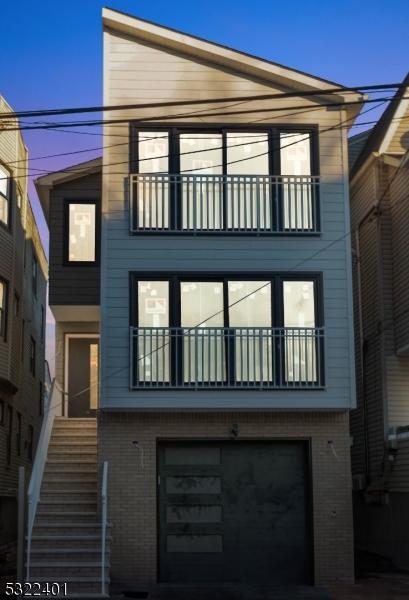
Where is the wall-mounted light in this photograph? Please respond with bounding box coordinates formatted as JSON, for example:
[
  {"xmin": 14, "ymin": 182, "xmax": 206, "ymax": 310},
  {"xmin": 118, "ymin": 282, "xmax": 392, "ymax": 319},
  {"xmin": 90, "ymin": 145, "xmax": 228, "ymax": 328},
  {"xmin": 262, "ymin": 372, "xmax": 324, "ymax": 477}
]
[{"xmin": 231, "ymin": 424, "xmax": 239, "ymax": 437}]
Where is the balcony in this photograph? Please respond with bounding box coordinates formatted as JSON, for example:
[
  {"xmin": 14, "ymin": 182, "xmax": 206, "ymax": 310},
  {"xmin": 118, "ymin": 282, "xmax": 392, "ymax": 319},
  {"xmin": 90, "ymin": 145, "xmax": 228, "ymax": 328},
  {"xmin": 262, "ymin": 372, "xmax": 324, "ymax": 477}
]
[
  {"xmin": 130, "ymin": 326, "xmax": 325, "ymax": 389},
  {"xmin": 130, "ymin": 174, "xmax": 321, "ymax": 234}
]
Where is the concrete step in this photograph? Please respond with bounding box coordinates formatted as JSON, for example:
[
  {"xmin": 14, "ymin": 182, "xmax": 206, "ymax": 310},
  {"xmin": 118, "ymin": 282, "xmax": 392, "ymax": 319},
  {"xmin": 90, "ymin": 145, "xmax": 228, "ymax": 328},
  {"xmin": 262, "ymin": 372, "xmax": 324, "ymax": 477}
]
[
  {"xmin": 30, "ymin": 536, "xmax": 112, "ymax": 551},
  {"xmin": 39, "ymin": 492, "xmax": 97, "ymax": 503},
  {"xmin": 37, "ymin": 492, "xmax": 97, "ymax": 511},
  {"xmin": 41, "ymin": 481, "xmax": 97, "ymax": 492},
  {"xmin": 48, "ymin": 445, "xmax": 97, "ymax": 453},
  {"xmin": 44, "ymin": 462, "xmax": 97, "ymax": 474},
  {"xmin": 32, "ymin": 524, "xmax": 105, "ymax": 536},
  {"xmin": 30, "ymin": 564, "xmax": 110, "ymax": 578},
  {"xmin": 51, "ymin": 432, "xmax": 97, "ymax": 439},
  {"xmin": 35, "ymin": 512, "xmax": 98, "ymax": 524},
  {"xmin": 43, "ymin": 472, "xmax": 98, "ymax": 480},
  {"xmin": 29, "ymin": 549, "xmax": 110, "ymax": 561},
  {"xmin": 43, "ymin": 467, "xmax": 97, "ymax": 476}
]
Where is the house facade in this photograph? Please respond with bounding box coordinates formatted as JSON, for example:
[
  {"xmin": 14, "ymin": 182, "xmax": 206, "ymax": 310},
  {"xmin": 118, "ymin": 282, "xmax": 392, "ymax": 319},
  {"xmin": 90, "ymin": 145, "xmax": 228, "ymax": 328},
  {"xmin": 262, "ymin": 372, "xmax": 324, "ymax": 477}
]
[
  {"xmin": 0, "ymin": 96, "xmax": 47, "ymax": 562},
  {"xmin": 349, "ymin": 74, "xmax": 409, "ymax": 568},
  {"xmin": 33, "ymin": 7, "xmax": 363, "ymax": 591}
]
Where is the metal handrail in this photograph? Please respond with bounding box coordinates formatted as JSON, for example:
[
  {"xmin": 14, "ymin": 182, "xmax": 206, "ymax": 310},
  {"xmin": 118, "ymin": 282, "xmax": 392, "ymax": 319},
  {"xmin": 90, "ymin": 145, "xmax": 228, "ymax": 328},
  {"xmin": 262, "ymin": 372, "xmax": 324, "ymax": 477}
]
[
  {"xmin": 101, "ymin": 461, "xmax": 108, "ymax": 596},
  {"xmin": 26, "ymin": 378, "xmax": 63, "ymax": 582},
  {"xmin": 130, "ymin": 326, "xmax": 325, "ymax": 389},
  {"xmin": 130, "ymin": 173, "xmax": 321, "ymax": 234}
]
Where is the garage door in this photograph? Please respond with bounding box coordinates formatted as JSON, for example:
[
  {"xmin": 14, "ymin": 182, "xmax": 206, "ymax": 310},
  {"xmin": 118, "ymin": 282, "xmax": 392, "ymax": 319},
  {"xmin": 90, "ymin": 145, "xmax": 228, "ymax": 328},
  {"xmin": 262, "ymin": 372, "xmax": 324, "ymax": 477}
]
[{"xmin": 158, "ymin": 441, "xmax": 311, "ymax": 584}]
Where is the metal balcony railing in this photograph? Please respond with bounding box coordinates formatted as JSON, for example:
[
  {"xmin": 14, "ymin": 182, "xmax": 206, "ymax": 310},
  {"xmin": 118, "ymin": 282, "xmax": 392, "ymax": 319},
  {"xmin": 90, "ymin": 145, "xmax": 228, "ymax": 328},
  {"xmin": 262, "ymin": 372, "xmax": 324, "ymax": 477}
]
[
  {"xmin": 130, "ymin": 327, "xmax": 325, "ymax": 389},
  {"xmin": 130, "ymin": 174, "xmax": 321, "ymax": 234}
]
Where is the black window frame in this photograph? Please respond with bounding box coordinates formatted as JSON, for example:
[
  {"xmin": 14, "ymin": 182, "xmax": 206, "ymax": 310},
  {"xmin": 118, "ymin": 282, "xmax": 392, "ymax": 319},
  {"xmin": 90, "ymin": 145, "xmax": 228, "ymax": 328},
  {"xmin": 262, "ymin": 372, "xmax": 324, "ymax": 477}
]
[
  {"xmin": 16, "ymin": 412, "xmax": 22, "ymax": 457},
  {"xmin": 41, "ymin": 305, "xmax": 45, "ymax": 341},
  {"xmin": 130, "ymin": 124, "xmax": 320, "ymax": 234},
  {"xmin": 28, "ymin": 424, "xmax": 33, "ymax": 462},
  {"xmin": 39, "ymin": 381, "xmax": 43, "ymax": 416},
  {"xmin": 13, "ymin": 291, "xmax": 20, "ymax": 317},
  {"xmin": 6, "ymin": 405, "xmax": 13, "ymax": 466},
  {"xmin": 0, "ymin": 278, "xmax": 8, "ymax": 342},
  {"xmin": 130, "ymin": 271, "xmax": 324, "ymax": 388},
  {"xmin": 0, "ymin": 399, "xmax": 4, "ymax": 426},
  {"xmin": 130, "ymin": 272, "xmax": 323, "ymax": 329},
  {"xmin": 0, "ymin": 163, "xmax": 11, "ymax": 229},
  {"xmin": 63, "ymin": 198, "xmax": 101, "ymax": 267},
  {"xmin": 32, "ymin": 251, "xmax": 38, "ymax": 296},
  {"xmin": 130, "ymin": 124, "xmax": 319, "ymax": 177},
  {"xmin": 30, "ymin": 336, "xmax": 36, "ymax": 377}
]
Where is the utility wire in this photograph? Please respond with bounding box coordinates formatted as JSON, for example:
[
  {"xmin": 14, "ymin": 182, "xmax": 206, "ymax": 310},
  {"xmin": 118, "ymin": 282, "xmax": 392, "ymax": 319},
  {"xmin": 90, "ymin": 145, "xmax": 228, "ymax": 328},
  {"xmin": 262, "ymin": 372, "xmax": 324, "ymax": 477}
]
[{"xmin": 0, "ymin": 82, "xmax": 401, "ymax": 120}]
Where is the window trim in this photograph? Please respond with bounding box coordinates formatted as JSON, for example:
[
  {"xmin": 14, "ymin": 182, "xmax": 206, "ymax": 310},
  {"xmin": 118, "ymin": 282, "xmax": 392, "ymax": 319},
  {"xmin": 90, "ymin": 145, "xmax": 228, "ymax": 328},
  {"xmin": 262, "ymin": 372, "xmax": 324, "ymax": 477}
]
[
  {"xmin": 0, "ymin": 278, "xmax": 8, "ymax": 342},
  {"xmin": 0, "ymin": 399, "xmax": 4, "ymax": 426},
  {"xmin": 17, "ymin": 412, "xmax": 22, "ymax": 457},
  {"xmin": 6, "ymin": 405, "xmax": 13, "ymax": 466},
  {"xmin": 63, "ymin": 198, "xmax": 101, "ymax": 267},
  {"xmin": 0, "ymin": 163, "xmax": 11, "ymax": 229},
  {"xmin": 30, "ymin": 336, "xmax": 36, "ymax": 377},
  {"xmin": 130, "ymin": 271, "xmax": 323, "ymax": 329},
  {"xmin": 32, "ymin": 251, "xmax": 38, "ymax": 297},
  {"xmin": 130, "ymin": 124, "xmax": 320, "ymax": 177}
]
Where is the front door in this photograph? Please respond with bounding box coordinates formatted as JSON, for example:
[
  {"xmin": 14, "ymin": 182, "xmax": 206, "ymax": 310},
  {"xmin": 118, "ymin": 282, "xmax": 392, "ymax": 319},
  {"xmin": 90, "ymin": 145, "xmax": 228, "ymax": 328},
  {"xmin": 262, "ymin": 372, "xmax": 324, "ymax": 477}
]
[{"xmin": 67, "ymin": 337, "xmax": 99, "ymax": 418}]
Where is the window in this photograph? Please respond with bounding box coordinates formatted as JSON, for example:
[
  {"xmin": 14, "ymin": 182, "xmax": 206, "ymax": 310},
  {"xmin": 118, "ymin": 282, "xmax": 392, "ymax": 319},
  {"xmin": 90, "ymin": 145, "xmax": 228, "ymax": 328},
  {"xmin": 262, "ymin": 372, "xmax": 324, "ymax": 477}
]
[
  {"xmin": 21, "ymin": 319, "xmax": 25, "ymax": 362},
  {"xmin": 17, "ymin": 413, "xmax": 22, "ymax": 457},
  {"xmin": 0, "ymin": 279, "xmax": 7, "ymax": 340},
  {"xmin": 13, "ymin": 292, "xmax": 19, "ymax": 317},
  {"xmin": 6, "ymin": 405, "xmax": 13, "ymax": 465},
  {"xmin": 0, "ymin": 164, "xmax": 10, "ymax": 227},
  {"xmin": 32, "ymin": 253, "xmax": 38, "ymax": 296},
  {"xmin": 131, "ymin": 273, "xmax": 323, "ymax": 388},
  {"xmin": 41, "ymin": 305, "xmax": 45, "ymax": 341},
  {"xmin": 30, "ymin": 337, "xmax": 36, "ymax": 376},
  {"xmin": 39, "ymin": 381, "xmax": 43, "ymax": 416},
  {"xmin": 65, "ymin": 199, "xmax": 99, "ymax": 264},
  {"xmin": 0, "ymin": 399, "xmax": 4, "ymax": 425},
  {"xmin": 28, "ymin": 425, "xmax": 33, "ymax": 461},
  {"xmin": 131, "ymin": 128, "xmax": 318, "ymax": 233}
]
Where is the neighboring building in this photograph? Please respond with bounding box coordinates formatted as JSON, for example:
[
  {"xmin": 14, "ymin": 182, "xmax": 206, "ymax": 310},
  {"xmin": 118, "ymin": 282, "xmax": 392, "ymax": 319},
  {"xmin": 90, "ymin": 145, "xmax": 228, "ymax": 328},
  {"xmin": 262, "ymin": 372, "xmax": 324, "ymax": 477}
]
[
  {"xmin": 33, "ymin": 7, "xmax": 363, "ymax": 592},
  {"xmin": 349, "ymin": 74, "xmax": 409, "ymax": 567},
  {"xmin": 0, "ymin": 96, "xmax": 48, "ymax": 564}
]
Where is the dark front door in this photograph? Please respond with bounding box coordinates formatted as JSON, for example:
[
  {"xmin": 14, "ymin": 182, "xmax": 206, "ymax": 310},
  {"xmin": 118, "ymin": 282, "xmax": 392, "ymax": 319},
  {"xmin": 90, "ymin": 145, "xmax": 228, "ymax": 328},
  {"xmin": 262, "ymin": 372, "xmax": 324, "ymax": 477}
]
[
  {"xmin": 158, "ymin": 441, "xmax": 311, "ymax": 585},
  {"xmin": 67, "ymin": 337, "xmax": 99, "ymax": 418}
]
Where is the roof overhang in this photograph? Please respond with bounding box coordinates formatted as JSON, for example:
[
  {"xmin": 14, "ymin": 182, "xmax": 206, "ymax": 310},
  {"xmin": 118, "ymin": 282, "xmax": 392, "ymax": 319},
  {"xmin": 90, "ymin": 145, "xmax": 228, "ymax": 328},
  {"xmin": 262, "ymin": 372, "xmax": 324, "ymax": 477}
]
[
  {"xmin": 34, "ymin": 157, "xmax": 102, "ymax": 225},
  {"xmin": 50, "ymin": 305, "xmax": 100, "ymax": 322},
  {"xmin": 102, "ymin": 7, "xmax": 364, "ymax": 121}
]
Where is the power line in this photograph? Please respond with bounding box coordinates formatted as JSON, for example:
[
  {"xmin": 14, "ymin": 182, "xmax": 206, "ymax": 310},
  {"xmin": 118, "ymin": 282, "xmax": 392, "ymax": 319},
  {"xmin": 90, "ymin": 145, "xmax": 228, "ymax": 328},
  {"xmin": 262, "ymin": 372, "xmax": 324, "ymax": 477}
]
[
  {"xmin": 0, "ymin": 82, "xmax": 401, "ymax": 121},
  {"xmin": 1, "ymin": 94, "xmax": 400, "ymax": 133},
  {"xmin": 0, "ymin": 101, "xmax": 390, "ymax": 182}
]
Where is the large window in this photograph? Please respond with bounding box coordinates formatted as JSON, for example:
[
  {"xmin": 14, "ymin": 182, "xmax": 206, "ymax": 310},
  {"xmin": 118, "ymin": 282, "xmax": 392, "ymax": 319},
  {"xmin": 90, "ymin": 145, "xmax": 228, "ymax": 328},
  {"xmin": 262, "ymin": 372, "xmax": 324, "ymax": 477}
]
[
  {"xmin": 0, "ymin": 279, "xmax": 8, "ymax": 341},
  {"xmin": 64, "ymin": 199, "xmax": 99, "ymax": 264},
  {"xmin": 0, "ymin": 164, "xmax": 10, "ymax": 227},
  {"xmin": 131, "ymin": 128, "xmax": 319, "ymax": 233},
  {"xmin": 131, "ymin": 274, "xmax": 323, "ymax": 388}
]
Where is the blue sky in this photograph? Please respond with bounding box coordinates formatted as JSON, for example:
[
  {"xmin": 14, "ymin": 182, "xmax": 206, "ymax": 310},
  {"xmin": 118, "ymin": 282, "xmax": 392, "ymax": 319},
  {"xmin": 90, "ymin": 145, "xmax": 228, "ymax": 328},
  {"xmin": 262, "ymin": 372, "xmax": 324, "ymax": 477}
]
[{"xmin": 1, "ymin": 0, "xmax": 408, "ymax": 367}]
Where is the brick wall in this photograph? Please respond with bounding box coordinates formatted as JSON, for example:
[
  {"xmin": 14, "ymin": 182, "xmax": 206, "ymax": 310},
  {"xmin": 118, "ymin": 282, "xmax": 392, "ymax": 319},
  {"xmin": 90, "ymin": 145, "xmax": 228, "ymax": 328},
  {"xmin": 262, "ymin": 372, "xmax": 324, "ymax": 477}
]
[{"xmin": 97, "ymin": 410, "xmax": 353, "ymax": 587}]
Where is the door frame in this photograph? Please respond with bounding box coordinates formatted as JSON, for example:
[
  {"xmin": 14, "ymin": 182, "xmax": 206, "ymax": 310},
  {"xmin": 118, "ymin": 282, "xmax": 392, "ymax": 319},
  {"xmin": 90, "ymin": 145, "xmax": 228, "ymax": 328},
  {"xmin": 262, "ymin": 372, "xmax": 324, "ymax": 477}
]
[
  {"xmin": 156, "ymin": 437, "xmax": 314, "ymax": 585},
  {"xmin": 64, "ymin": 333, "xmax": 100, "ymax": 417}
]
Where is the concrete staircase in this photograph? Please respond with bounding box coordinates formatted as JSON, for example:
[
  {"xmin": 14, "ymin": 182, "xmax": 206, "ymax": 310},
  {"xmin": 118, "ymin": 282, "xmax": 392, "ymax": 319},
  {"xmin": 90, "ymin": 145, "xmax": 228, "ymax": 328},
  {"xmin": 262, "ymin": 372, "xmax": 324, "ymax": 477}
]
[{"xmin": 27, "ymin": 417, "xmax": 110, "ymax": 597}]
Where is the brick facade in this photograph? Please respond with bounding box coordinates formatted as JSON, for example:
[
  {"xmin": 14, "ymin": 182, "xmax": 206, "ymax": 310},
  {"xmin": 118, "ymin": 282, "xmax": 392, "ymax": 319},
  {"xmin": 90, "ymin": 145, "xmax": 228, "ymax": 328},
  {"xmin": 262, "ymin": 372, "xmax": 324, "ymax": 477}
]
[{"xmin": 98, "ymin": 410, "xmax": 354, "ymax": 587}]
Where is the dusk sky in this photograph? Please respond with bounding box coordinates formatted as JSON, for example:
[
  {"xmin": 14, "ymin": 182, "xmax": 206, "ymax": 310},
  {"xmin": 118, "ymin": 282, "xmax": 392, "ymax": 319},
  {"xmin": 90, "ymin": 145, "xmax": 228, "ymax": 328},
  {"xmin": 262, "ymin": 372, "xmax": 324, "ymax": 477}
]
[{"xmin": 1, "ymin": 0, "xmax": 408, "ymax": 373}]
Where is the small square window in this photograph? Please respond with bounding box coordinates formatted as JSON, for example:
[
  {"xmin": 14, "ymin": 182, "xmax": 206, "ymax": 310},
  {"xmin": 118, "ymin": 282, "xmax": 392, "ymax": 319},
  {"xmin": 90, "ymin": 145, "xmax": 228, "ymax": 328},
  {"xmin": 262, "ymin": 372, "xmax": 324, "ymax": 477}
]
[
  {"xmin": 32, "ymin": 254, "xmax": 38, "ymax": 296},
  {"xmin": 0, "ymin": 279, "xmax": 8, "ymax": 341},
  {"xmin": 30, "ymin": 337, "xmax": 36, "ymax": 376},
  {"xmin": 13, "ymin": 293, "xmax": 19, "ymax": 317},
  {"xmin": 28, "ymin": 425, "xmax": 34, "ymax": 461},
  {"xmin": 66, "ymin": 200, "xmax": 98, "ymax": 264},
  {"xmin": 0, "ymin": 164, "xmax": 10, "ymax": 227}
]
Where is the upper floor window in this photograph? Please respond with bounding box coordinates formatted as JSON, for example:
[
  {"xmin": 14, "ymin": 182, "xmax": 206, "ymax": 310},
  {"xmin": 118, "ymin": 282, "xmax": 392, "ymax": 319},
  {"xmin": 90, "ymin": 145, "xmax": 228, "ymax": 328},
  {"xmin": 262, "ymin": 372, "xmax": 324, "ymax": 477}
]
[
  {"xmin": 32, "ymin": 253, "xmax": 38, "ymax": 296},
  {"xmin": 0, "ymin": 279, "xmax": 8, "ymax": 341},
  {"xmin": 130, "ymin": 273, "xmax": 324, "ymax": 389},
  {"xmin": 30, "ymin": 336, "xmax": 36, "ymax": 376},
  {"xmin": 130, "ymin": 128, "xmax": 319, "ymax": 234},
  {"xmin": 0, "ymin": 164, "xmax": 10, "ymax": 227},
  {"xmin": 64, "ymin": 199, "xmax": 99, "ymax": 264}
]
